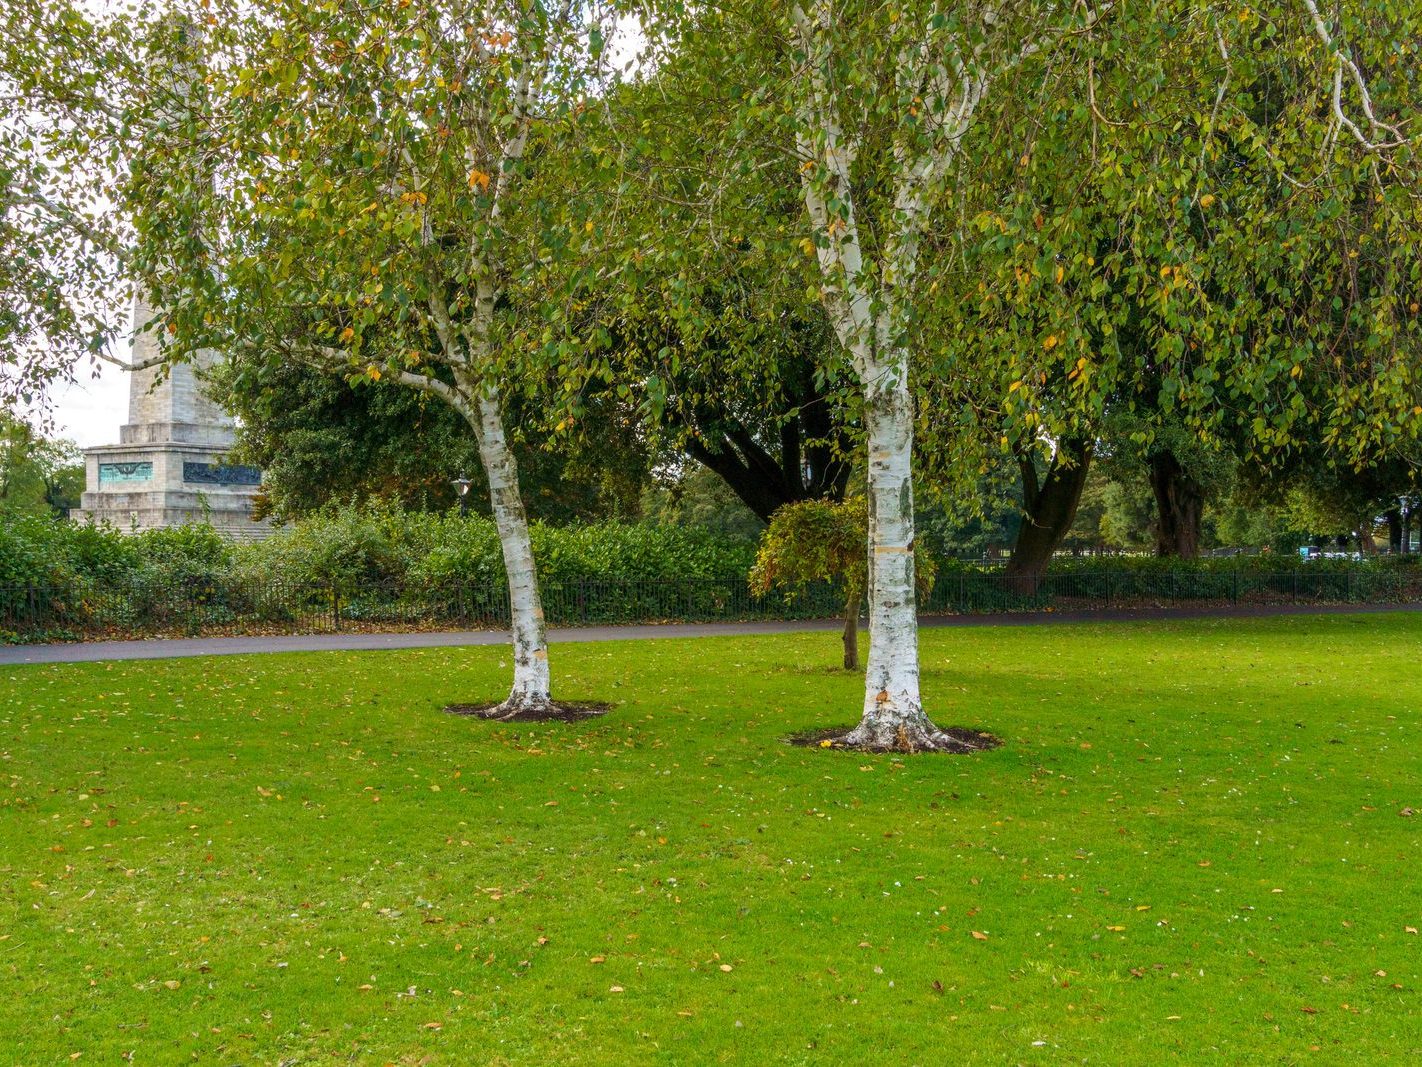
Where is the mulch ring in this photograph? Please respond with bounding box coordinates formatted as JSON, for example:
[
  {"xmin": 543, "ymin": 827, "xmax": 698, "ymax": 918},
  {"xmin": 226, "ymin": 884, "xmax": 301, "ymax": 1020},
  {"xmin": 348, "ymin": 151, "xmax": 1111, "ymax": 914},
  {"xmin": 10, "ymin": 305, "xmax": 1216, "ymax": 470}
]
[
  {"xmin": 785, "ymin": 725, "xmax": 1002, "ymax": 754},
  {"xmin": 445, "ymin": 701, "xmax": 612, "ymax": 723}
]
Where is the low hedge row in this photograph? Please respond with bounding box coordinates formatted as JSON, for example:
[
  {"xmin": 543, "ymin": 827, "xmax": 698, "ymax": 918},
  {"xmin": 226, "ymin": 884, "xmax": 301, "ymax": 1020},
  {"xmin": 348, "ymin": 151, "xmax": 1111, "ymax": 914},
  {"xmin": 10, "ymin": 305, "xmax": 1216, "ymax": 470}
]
[
  {"xmin": 4, "ymin": 507, "xmax": 1420, "ymax": 642},
  {"xmin": 0, "ymin": 506, "xmax": 759, "ymax": 596}
]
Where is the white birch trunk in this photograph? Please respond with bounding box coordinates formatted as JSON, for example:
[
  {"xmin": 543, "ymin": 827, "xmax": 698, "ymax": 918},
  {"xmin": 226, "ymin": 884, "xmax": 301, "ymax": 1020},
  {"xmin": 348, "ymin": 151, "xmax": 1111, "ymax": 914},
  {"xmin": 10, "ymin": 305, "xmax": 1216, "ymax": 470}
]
[
  {"xmin": 841, "ymin": 352, "xmax": 941, "ymax": 748},
  {"xmin": 470, "ymin": 386, "xmax": 552, "ymax": 714}
]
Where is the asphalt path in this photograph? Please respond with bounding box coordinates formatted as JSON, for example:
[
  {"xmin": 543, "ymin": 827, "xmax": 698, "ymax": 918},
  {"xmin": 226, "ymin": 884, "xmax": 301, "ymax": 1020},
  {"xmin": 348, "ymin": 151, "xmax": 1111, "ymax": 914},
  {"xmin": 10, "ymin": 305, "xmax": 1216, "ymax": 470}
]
[{"xmin": 3, "ymin": 601, "xmax": 1420, "ymax": 666}]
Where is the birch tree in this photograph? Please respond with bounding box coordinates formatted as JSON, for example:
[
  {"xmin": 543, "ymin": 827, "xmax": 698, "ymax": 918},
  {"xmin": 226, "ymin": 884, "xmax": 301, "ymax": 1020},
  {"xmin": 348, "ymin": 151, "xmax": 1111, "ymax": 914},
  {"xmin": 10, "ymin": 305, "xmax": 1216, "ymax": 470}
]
[
  {"xmin": 638, "ymin": 0, "xmax": 1420, "ymax": 750},
  {"xmin": 8, "ymin": 1, "xmax": 627, "ymax": 717},
  {"xmin": 784, "ymin": 2, "xmax": 1111, "ymax": 751},
  {"xmin": 205, "ymin": 0, "xmax": 625, "ymax": 716}
]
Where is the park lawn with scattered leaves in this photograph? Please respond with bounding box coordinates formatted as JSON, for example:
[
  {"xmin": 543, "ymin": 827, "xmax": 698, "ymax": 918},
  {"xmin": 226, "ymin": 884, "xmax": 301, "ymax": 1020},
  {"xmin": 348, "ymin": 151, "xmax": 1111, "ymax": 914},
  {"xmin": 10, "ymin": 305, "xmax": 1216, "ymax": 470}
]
[{"xmin": 3, "ymin": 615, "xmax": 1422, "ymax": 1064}]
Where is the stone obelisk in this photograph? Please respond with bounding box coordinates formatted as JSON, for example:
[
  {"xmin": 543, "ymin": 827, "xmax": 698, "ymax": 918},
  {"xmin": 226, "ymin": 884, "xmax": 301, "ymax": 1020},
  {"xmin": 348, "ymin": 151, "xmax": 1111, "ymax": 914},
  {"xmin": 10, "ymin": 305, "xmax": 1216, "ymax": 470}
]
[
  {"xmin": 73, "ymin": 297, "xmax": 270, "ymax": 539},
  {"xmin": 73, "ymin": 18, "xmax": 268, "ymax": 540}
]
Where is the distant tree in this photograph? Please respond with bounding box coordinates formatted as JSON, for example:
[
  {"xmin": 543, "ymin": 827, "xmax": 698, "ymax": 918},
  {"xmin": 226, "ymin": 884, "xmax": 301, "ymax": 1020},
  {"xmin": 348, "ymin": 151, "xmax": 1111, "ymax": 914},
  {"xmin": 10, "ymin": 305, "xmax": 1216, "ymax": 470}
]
[
  {"xmin": 0, "ymin": 414, "xmax": 83, "ymax": 519},
  {"xmin": 640, "ymin": 466, "xmax": 765, "ymax": 543}
]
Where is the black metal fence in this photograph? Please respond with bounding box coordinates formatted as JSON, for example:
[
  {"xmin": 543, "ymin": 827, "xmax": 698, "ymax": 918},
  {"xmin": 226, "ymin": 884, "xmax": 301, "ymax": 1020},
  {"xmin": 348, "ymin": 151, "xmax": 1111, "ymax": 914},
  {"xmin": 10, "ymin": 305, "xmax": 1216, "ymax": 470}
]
[{"xmin": 4, "ymin": 568, "xmax": 1422, "ymax": 643}]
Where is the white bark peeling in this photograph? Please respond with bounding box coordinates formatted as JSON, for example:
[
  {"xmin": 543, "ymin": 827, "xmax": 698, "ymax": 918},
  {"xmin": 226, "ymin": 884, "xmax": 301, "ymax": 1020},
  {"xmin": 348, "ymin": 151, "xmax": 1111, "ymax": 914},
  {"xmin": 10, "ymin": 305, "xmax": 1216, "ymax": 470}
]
[{"xmin": 473, "ymin": 386, "xmax": 552, "ymax": 713}]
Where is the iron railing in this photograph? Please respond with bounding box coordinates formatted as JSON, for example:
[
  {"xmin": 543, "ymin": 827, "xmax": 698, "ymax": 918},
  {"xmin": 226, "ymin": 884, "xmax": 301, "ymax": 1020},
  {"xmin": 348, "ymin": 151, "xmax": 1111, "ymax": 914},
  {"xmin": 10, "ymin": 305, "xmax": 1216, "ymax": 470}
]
[{"xmin": 3, "ymin": 568, "xmax": 1421, "ymax": 642}]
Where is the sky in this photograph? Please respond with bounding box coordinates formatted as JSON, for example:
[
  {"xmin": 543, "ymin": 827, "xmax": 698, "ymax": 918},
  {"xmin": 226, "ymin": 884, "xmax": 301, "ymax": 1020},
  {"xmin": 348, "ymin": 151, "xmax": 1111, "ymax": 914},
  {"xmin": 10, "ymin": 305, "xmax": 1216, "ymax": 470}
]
[{"xmin": 49, "ymin": 361, "xmax": 129, "ymax": 449}]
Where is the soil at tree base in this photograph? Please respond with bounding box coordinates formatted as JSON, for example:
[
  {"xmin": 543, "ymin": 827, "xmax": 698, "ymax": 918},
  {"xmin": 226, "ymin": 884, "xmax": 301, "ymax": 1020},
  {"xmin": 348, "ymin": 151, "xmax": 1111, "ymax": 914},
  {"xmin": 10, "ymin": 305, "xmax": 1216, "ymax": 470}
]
[
  {"xmin": 445, "ymin": 701, "xmax": 612, "ymax": 723},
  {"xmin": 786, "ymin": 725, "xmax": 1001, "ymax": 754}
]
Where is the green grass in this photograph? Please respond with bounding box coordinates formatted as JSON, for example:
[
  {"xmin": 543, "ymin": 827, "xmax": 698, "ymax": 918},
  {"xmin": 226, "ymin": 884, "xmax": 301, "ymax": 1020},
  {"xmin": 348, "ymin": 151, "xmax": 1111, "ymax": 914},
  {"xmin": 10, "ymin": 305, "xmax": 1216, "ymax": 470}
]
[{"xmin": 3, "ymin": 615, "xmax": 1422, "ymax": 1064}]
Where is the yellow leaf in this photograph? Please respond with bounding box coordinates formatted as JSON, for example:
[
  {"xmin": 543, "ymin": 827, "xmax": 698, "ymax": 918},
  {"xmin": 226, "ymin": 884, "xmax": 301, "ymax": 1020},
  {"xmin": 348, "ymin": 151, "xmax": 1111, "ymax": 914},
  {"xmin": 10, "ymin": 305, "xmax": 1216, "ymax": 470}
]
[
  {"xmin": 339, "ymin": 326, "xmax": 355, "ymax": 343},
  {"xmin": 1199, "ymin": 193, "xmax": 1216, "ymax": 209},
  {"xmin": 467, "ymin": 169, "xmax": 491, "ymax": 191},
  {"xmin": 366, "ymin": 365, "xmax": 381, "ymax": 381},
  {"xmin": 1042, "ymin": 335, "xmax": 1059, "ymax": 351},
  {"xmin": 971, "ymin": 930, "xmax": 989, "ymax": 941},
  {"xmin": 1008, "ymin": 380, "xmax": 1022, "ymax": 392},
  {"xmin": 1290, "ymin": 364, "xmax": 1302, "ymax": 378}
]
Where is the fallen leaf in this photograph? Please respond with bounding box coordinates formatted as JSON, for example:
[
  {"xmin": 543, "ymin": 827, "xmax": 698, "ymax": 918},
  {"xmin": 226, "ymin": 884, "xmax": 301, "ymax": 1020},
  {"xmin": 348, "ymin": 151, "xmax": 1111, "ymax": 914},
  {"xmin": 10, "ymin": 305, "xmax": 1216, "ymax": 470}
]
[
  {"xmin": 1300, "ymin": 1006, "xmax": 1318, "ymax": 1015},
  {"xmin": 162, "ymin": 980, "xmax": 180, "ymax": 990},
  {"xmin": 609, "ymin": 985, "xmax": 624, "ymax": 993},
  {"xmin": 589, "ymin": 956, "xmax": 605, "ymax": 964},
  {"xmin": 422, "ymin": 1021, "xmax": 443, "ymax": 1030},
  {"xmin": 971, "ymin": 931, "xmax": 989, "ymax": 941},
  {"xmin": 719, "ymin": 964, "xmax": 733, "ymax": 972}
]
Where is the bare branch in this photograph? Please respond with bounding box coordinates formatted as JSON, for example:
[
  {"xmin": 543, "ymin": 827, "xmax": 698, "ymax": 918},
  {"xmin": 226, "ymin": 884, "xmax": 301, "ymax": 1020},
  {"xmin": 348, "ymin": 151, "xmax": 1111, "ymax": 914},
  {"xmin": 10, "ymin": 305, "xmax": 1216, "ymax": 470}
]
[
  {"xmin": 1300, "ymin": 0, "xmax": 1407, "ymax": 151},
  {"xmin": 96, "ymin": 348, "xmax": 168, "ymax": 373}
]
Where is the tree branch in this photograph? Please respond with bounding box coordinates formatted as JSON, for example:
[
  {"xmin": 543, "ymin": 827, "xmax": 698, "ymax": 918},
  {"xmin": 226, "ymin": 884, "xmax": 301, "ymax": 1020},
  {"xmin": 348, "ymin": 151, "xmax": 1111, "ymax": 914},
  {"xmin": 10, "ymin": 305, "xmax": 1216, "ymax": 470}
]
[{"xmin": 1300, "ymin": 0, "xmax": 1407, "ymax": 151}]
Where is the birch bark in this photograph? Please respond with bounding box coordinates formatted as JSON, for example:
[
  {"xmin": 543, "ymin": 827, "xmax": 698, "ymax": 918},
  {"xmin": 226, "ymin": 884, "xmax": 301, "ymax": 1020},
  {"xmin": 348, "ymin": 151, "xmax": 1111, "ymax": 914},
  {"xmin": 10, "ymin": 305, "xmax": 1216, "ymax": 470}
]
[
  {"xmin": 471, "ymin": 385, "xmax": 552, "ymax": 713},
  {"xmin": 791, "ymin": 2, "xmax": 984, "ymax": 750}
]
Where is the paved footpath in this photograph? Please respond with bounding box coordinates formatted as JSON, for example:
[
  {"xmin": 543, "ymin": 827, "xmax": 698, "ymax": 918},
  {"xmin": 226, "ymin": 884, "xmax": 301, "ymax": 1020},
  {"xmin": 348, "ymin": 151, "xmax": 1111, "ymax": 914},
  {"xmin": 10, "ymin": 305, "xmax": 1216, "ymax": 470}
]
[{"xmin": 3, "ymin": 601, "xmax": 1420, "ymax": 666}]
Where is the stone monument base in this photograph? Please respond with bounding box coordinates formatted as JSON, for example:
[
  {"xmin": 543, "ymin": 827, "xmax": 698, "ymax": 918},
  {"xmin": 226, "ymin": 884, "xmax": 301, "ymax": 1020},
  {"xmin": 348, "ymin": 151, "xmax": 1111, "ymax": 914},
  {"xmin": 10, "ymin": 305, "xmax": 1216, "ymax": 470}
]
[{"xmin": 74, "ymin": 440, "xmax": 271, "ymax": 541}]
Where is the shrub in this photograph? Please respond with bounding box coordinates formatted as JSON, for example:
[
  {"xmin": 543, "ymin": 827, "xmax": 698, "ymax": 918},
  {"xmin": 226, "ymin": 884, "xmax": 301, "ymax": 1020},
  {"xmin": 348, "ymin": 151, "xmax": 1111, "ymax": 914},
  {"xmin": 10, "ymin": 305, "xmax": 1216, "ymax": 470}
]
[
  {"xmin": 0, "ymin": 515, "xmax": 138, "ymax": 588},
  {"xmin": 233, "ymin": 504, "xmax": 405, "ymax": 587}
]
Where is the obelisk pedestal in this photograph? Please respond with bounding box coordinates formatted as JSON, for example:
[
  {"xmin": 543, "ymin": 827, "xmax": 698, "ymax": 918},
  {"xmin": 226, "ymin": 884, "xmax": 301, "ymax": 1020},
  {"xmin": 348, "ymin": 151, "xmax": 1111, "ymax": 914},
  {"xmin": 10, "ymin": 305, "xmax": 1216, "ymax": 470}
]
[{"xmin": 74, "ymin": 298, "xmax": 270, "ymax": 540}]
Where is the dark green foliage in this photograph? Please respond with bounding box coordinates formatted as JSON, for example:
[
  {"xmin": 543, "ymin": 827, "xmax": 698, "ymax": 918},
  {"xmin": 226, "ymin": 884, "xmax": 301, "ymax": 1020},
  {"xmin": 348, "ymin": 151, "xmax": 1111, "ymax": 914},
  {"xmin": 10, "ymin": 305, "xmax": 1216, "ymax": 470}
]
[{"xmin": 214, "ymin": 361, "xmax": 651, "ymax": 524}]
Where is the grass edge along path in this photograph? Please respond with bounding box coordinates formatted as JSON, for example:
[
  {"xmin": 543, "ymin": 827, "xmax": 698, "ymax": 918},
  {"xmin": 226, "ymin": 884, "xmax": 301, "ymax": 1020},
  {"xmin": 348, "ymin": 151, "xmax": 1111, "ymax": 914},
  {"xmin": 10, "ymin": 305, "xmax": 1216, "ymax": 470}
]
[
  {"xmin": 3, "ymin": 613, "xmax": 1421, "ymax": 1063},
  {"xmin": 6, "ymin": 599, "xmax": 1422, "ymax": 666}
]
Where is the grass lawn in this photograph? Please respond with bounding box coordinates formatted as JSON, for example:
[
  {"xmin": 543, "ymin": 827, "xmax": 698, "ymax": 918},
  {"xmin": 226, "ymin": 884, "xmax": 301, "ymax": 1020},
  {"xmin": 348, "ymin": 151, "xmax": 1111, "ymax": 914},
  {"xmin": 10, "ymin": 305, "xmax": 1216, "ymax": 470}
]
[{"xmin": 3, "ymin": 614, "xmax": 1422, "ymax": 1064}]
